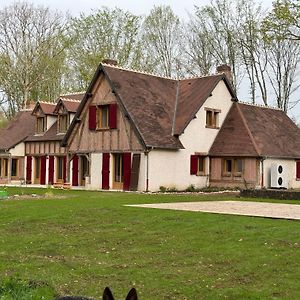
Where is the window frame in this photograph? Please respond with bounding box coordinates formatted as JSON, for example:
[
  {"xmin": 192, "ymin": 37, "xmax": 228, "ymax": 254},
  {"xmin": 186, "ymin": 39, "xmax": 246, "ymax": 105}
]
[
  {"xmin": 58, "ymin": 113, "xmax": 69, "ymax": 133},
  {"xmin": 222, "ymin": 158, "xmax": 244, "ymax": 177},
  {"xmin": 205, "ymin": 107, "xmax": 221, "ymax": 129},
  {"xmin": 96, "ymin": 105, "xmax": 110, "ymax": 129},
  {"xmin": 11, "ymin": 158, "xmax": 19, "ymax": 178},
  {"xmin": 36, "ymin": 117, "xmax": 46, "ymax": 134}
]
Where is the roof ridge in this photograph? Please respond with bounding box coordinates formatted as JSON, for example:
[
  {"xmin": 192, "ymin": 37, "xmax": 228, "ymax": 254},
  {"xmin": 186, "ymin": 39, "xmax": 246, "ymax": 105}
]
[
  {"xmin": 236, "ymin": 103, "xmax": 261, "ymax": 156},
  {"xmin": 60, "ymin": 98, "xmax": 81, "ymax": 103},
  {"xmin": 102, "ymin": 63, "xmax": 176, "ymax": 80},
  {"xmin": 179, "ymin": 73, "xmax": 223, "ymax": 81},
  {"xmin": 60, "ymin": 91, "xmax": 86, "ymax": 96},
  {"xmin": 239, "ymin": 101, "xmax": 282, "ymax": 111},
  {"xmin": 171, "ymin": 81, "xmax": 180, "ymax": 135},
  {"xmin": 38, "ymin": 101, "xmax": 56, "ymax": 105}
]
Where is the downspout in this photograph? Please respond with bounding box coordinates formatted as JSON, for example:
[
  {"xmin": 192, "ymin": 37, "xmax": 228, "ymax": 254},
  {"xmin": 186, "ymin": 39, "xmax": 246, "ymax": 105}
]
[
  {"xmin": 145, "ymin": 147, "xmax": 153, "ymax": 192},
  {"xmin": 261, "ymin": 157, "xmax": 266, "ymax": 188}
]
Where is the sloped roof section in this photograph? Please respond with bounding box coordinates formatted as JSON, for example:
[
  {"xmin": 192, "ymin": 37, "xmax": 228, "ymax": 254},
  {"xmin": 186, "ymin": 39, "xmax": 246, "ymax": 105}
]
[
  {"xmin": 174, "ymin": 75, "xmax": 236, "ymax": 135},
  {"xmin": 26, "ymin": 121, "xmax": 64, "ymax": 142},
  {"xmin": 209, "ymin": 103, "xmax": 259, "ymax": 157},
  {"xmin": 60, "ymin": 92, "xmax": 85, "ymax": 101},
  {"xmin": 240, "ymin": 103, "xmax": 300, "ymax": 158},
  {"xmin": 32, "ymin": 102, "xmax": 56, "ymax": 116},
  {"xmin": 103, "ymin": 65, "xmax": 183, "ymax": 149},
  {"xmin": 210, "ymin": 102, "xmax": 300, "ymax": 159},
  {"xmin": 0, "ymin": 110, "xmax": 36, "ymax": 150}
]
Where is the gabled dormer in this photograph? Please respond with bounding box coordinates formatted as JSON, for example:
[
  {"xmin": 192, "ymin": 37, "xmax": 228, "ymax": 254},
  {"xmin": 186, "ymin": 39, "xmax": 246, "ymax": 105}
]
[
  {"xmin": 32, "ymin": 102, "xmax": 56, "ymax": 134},
  {"xmin": 53, "ymin": 98, "xmax": 81, "ymax": 134}
]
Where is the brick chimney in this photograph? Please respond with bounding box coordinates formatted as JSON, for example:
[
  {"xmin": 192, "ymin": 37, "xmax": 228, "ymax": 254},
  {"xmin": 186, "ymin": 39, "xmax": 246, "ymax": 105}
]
[
  {"xmin": 216, "ymin": 64, "xmax": 233, "ymax": 84},
  {"xmin": 102, "ymin": 59, "xmax": 118, "ymax": 66}
]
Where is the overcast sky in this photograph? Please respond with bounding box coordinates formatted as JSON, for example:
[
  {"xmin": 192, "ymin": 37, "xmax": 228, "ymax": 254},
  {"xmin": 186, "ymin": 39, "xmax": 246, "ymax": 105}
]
[{"xmin": 0, "ymin": 0, "xmax": 274, "ymax": 18}]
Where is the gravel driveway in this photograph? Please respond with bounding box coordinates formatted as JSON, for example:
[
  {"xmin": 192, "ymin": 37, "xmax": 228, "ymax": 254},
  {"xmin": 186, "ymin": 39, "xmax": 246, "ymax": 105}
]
[{"xmin": 127, "ymin": 201, "xmax": 300, "ymax": 220}]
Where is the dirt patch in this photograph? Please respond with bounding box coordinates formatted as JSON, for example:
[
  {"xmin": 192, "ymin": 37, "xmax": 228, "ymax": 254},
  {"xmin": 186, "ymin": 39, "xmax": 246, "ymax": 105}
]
[{"xmin": 127, "ymin": 201, "xmax": 300, "ymax": 220}]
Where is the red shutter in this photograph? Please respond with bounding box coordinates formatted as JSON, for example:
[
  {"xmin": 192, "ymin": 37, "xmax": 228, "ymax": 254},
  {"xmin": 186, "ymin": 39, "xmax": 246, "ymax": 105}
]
[
  {"xmin": 123, "ymin": 153, "xmax": 131, "ymax": 191},
  {"xmin": 26, "ymin": 156, "xmax": 32, "ymax": 183},
  {"xmin": 296, "ymin": 161, "xmax": 300, "ymax": 179},
  {"xmin": 40, "ymin": 156, "xmax": 46, "ymax": 185},
  {"xmin": 72, "ymin": 155, "xmax": 79, "ymax": 186},
  {"xmin": 109, "ymin": 103, "xmax": 117, "ymax": 129},
  {"xmin": 48, "ymin": 156, "xmax": 54, "ymax": 184},
  {"xmin": 190, "ymin": 155, "xmax": 198, "ymax": 175},
  {"xmin": 63, "ymin": 156, "xmax": 67, "ymax": 183},
  {"xmin": 102, "ymin": 153, "xmax": 110, "ymax": 190},
  {"xmin": 89, "ymin": 106, "xmax": 97, "ymax": 130}
]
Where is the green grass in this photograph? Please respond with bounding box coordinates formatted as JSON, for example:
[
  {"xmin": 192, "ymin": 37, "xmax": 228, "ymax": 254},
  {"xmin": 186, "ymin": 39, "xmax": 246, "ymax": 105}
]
[{"xmin": 0, "ymin": 187, "xmax": 300, "ymax": 299}]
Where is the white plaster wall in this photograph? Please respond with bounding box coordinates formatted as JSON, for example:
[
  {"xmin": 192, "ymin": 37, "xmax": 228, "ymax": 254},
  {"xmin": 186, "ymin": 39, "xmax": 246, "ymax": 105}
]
[
  {"xmin": 147, "ymin": 80, "xmax": 234, "ymax": 192},
  {"xmin": 263, "ymin": 158, "xmax": 300, "ymax": 189},
  {"xmin": 10, "ymin": 142, "xmax": 25, "ymax": 156},
  {"xmin": 180, "ymin": 80, "xmax": 233, "ymax": 152},
  {"xmin": 148, "ymin": 149, "xmax": 209, "ymax": 191},
  {"xmin": 137, "ymin": 153, "xmax": 146, "ymax": 191},
  {"xmin": 90, "ymin": 153, "xmax": 102, "ymax": 189},
  {"xmin": 47, "ymin": 116, "xmax": 57, "ymax": 130}
]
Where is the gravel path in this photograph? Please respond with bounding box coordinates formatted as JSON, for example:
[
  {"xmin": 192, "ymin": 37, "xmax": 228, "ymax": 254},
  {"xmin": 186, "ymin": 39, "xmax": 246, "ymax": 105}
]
[{"xmin": 127, "ymin": 201, "xmax": 300, "ymax": 220}]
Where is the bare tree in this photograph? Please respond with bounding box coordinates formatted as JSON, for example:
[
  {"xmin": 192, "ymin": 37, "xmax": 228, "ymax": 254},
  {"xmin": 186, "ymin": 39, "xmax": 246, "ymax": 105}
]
[
  {"xmin": 66, "ymin": 7, "xmax": 141, "ymax": 90},
  {"xmin": 0, "ymin": 2, "xmax": 68, "ymax": 117},
  {"xmin": 142, "ymin": 5, "xmax": 182, "ymax": 78}
]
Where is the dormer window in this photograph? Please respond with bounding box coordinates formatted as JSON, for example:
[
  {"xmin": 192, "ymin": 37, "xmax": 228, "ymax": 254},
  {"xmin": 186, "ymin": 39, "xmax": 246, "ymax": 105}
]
[
  {"xmin": 58, "ymin": 114, "xmax": 68, "ymax": 133},
  {"xmin": 97, "ymin": 105, "xmax": 109, "ymax": 129},
  {"xmin": 36, "ymin": 117, "xmax": 46, "ymax": 133}
]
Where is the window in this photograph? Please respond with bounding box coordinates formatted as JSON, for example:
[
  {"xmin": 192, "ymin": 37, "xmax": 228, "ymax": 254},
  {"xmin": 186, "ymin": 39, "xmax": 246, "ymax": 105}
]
[
  {"xmin": 37, "ymin": 117, "xmax": 46, "ymax": 133},
  {"xmin": 35, "ymin": 157, "xmax": 40, "ymax": 180},
  {"xmin": 190, "ymin": 155, "xmax": 206, "ymax": 175},
  {"xmin": 223, "ymin": 158, "xmax": 243, "ymax": 177},
  {"xmin": 11, "ymin": 159, "xmax": 18, "ymax": 177},
  {"xmin": 89, "ymin": 104, "xmax": 117, "ymax": 130},
  {"xmin": 3, "ymin": 158, "xmax": 8, "ymax": 177},
  {"xmin": 114, "ymin": 154, "xmax": 123, "ymax": 183},
  {"xmin": 57, "ymin": 157, "xmax": 64, "ymax": 181},
  {"xmin": 296, "ymin": 161, "xmax": 300, "ymax": 180},
  {"xmin": 58, "ymin": 114, "xmax": 68, "ymax": 133},
  {"xmin": 97, "ymin": 105, "xmax": 109, "ymax": 129},
  {"xmin": 205, "ymin": 108, "xmax": 220, "ymax": 128}
]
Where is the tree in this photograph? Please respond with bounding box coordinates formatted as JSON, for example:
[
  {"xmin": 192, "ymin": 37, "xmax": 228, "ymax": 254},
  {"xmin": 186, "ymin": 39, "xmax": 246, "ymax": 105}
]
[
  {"xmin": 67, "ymin": 7, "xmax": 141, "ymax": 90},
  {"xmin": 0, "ymin": 2, "xmax": 68, "ymax": 118},
  {"xmin": 141, "ymin": 5, "xmax": 182, "ymax": 78},
  {"xmin": 263, "ymin": 0, "xmax": 300, "ymax": 40}
]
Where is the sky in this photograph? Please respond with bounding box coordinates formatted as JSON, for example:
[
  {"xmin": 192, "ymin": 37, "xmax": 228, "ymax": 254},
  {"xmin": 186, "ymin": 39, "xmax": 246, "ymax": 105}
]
[{"xmin": 1, "ymin": 0, "xmax": 299, "ymax": 120}]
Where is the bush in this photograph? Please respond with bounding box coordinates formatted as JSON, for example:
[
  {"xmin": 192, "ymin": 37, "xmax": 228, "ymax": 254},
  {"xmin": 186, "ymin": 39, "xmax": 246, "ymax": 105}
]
[{"xmin": 159, "ymin": 186, "xmax": 167, "ymax": 193}]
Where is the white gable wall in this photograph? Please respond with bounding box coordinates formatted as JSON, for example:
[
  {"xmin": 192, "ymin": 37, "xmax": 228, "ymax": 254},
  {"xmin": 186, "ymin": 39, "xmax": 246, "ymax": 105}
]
[
  {"xmin": 9, "ymin": 142, "xmax": 25, "ymax": 157},
  {"xmin": 148, "ymin": 80, "xmax": 234, "ymax": 191},
  {"xmin": 46, "ymin": 116, "xmax": 56, "ymax": 131}
]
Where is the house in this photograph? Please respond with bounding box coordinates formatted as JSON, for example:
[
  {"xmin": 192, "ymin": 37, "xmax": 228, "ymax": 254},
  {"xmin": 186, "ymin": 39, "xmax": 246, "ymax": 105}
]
[
  {"xmin": 209, "ymin": 102, "xmax": 300, "ymax": 189},
  {"xmin": 24, "ymin": 93, "xmax": 84, "ymax": 185},
  {"xmin": 0, "ymin": 109, "xmax": 35, "ymax": 183},
  {"xmin": 61, "ymin": 62, "xmax": 237, "ymax": 191}
]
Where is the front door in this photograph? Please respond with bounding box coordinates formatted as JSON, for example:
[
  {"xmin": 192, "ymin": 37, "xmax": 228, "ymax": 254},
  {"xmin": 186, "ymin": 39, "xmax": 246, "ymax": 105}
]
[
  {"xmin": 113, "ymin": 153, "xmax": 123, "ymax": 190},
  {"xmin": 80, "ymin": 156, "xmax": 89, "ymax": 186}
]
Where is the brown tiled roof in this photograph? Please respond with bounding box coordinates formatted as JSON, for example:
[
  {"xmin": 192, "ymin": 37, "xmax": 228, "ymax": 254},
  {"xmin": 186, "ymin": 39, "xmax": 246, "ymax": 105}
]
[
  {"xmin": 0, "ymin": 110, "xmax": 36, "ymax": 150},
  {"xmin": 209, "ymin": 102, "xmax": 300, "ymax": 158},
  {"xmin": 26, "ymin": 121, "xmax": 64, "ymax": 142},
  {"xmin": 174, "ymin": 75, "xmax": 236, "ymax": 135},
  {"xmin": 33, "ymin": 102, "xmax": 56, "ymax": 115},
  {"xmin": 103, "ymin": 65, "xmax": 183, "ymax": 149},
  {"xmin": 63, "ymin": 64, "xmax": 236, "ymax": 149},
  {"xmin": 53, "ymin": 98, "xmax": 81, "ymax": 114},
  {"xmin": 209, "ymin": 103, "xmax": 259, "ymax": 157}
]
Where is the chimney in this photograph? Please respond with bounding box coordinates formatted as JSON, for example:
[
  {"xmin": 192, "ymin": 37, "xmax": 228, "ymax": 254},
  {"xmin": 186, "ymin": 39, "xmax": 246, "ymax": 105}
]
[
  {"xmin": 216, "ymin": 64, "xmax": 233, "ymax": 84},
  {"xmin": 102, "ymin": 59, "xmax": 118, "ymax": 66}
]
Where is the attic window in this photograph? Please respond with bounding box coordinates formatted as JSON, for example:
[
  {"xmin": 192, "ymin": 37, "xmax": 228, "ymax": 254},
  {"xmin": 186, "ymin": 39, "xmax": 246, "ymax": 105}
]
[
  {"xmin": 205, "ymin": 108, "xmax": 220, "ymax": 129},
  {"xmin": 36, "ymin": 117, "xmax": 46, "ymax": 133},
  {"xmin": 97, "ymin": 105, "xmax": 109, "ymax": 129},
  {"xmin": 58, "ymin": 114, "xmax": 68, "ymax": 133}
]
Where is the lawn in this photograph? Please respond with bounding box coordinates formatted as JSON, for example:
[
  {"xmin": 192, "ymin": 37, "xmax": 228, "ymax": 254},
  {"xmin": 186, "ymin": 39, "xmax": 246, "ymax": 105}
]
[{"xmin": 0, "ymin": 187, "xmax": 299, "ymax": 299}]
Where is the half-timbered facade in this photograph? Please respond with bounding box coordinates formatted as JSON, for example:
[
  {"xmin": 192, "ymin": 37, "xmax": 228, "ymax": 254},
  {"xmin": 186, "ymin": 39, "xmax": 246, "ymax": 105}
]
[{"xmin": 25, "ymin": 94, "xmax": 84, "ymax": 185}]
